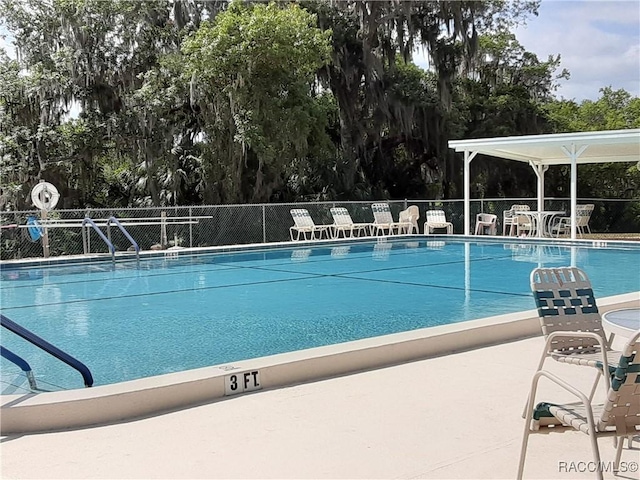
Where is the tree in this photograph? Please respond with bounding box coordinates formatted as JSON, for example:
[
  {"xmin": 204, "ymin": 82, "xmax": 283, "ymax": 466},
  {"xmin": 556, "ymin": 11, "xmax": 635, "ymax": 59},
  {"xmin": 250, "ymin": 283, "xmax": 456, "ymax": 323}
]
[
  {"xmin": 543, "ymin": 87, "xmax": 640, "ymax": 201},
  {"xmin": 183, "ymin": 1, "xmax": 332, "ymax": 203},
  {"xmin": 0, "ymin": 0, "xmax": 223, "ymax": 208},
  {"xmin": 453, "ymin": 31, "xmax": 568, "ymax": 198}
]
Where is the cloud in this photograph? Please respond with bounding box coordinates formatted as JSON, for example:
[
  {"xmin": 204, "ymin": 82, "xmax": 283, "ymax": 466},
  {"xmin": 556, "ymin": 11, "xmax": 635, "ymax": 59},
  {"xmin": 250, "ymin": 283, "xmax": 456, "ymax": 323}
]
[{"xmin": 514, "ymin": 0, "xmax": 640, "ymax": 101}]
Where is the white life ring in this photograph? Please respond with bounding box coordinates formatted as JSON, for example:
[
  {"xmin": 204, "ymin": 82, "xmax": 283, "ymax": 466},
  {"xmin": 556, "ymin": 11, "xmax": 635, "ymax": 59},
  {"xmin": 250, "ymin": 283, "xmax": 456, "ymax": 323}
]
[{"xmin": 31, "ymin": 181, "xmax": 60, "ymax": 211}]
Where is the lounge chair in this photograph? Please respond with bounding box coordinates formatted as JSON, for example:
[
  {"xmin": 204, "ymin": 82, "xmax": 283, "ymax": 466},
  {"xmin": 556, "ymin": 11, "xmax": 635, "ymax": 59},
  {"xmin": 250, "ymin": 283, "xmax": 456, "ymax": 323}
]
[
  {"xmin": 551, "ymin": 204, "xmax": 594, "ymax": 237},
  {"xmin": 370, "ymin": 203, "xmax": 411, "ymax": 236},
  {"xmin": 529, "ymin": 267, "xmax": 621, "ymax": 400},
  {"xmin": 517, "ymin": 329, "xmax": 640, "ymax": 480},
  {"xmin": 424, "ymin": 210, "xmax": 453, "ymax": 234},
  {"xmin": 289, "ymin": 209, "xmax": 333, "ymax": 241},
  {"xmin": 398, "ymin": 205, "xmax": 420, "ymax": 234},
  {"xmin": 330, "ymin": 207, "xmax": 372, "ymax": 238},
  {"xmin": 474, "ymin": 213, "xmax": 497, "ymax": 235},
  {"xmin": 503, "ymin": 204, "xmax": 532, "ymax": 236}
]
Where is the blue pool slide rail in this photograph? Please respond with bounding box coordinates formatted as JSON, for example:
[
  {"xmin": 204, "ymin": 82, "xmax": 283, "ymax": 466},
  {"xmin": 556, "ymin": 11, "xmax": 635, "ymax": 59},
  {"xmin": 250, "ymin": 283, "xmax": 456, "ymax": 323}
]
[
  {"xmin": 0, "ymin": 314, "xmax": 93, "ymax": 388},
  {"xmin": 1, "ymin": 346, "xmax": 38, "ymax": 390}
]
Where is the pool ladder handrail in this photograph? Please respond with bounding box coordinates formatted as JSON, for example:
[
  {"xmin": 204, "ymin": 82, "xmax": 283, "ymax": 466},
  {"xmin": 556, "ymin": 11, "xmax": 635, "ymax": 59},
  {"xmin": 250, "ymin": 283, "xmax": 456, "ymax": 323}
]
[
  {"xmin": 1, "ymin": 345, "xmax": 38, "ymax": 390},
  {"xmin": 0, "ymin": 314, "xmax": 93, "ymax": 387},
  {"xmin": 106, "ymin": 216, "xmax": 140, "ymax": 262},
  {"xmin": 82, "ymin": 217, "xmax": 116, "ymax": 259}
]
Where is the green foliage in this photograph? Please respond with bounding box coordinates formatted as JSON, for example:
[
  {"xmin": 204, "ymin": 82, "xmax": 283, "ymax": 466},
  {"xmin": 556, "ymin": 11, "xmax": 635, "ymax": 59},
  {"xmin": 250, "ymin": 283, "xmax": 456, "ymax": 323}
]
[
  {"xmin": 183, "ymin": 1, "xmax": 332, "ymax": 203},
  {"xmin": 543, "ymin": 87, "xmax": 640, "ymax": 202},
  {"xmin": 0, "ymin": 0, "xmax": 637, "ymax": 217}
]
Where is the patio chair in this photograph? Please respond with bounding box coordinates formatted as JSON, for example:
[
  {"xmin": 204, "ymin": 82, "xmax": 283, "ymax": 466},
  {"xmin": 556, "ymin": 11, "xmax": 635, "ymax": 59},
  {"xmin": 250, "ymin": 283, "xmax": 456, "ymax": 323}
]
[
  {"xmin": 289, "ymin": 209, "xmax": 333, "ymax": 241},
  {"xmin": 424, "ymin": 210, "xmax": 453, "ymax": 234},
  {"xmin": 551, "ymin": 204, "xmax": 594, "ymax": 237},
  {"xmin": 474, "ymin": 213, "xmax": 497, "ymax": 235},
  {"xmin": 517, "ymin": 329, "xmax": 640, "ymax": 480},
  {"xmin": 503, "ymin": 204, "xmax": 532, "ymax": 236},
  {"xmin": 330, "ymin": 207, "xmax": 372, "ymax": 238},
  {"xmin": 398, "ymin": 205, "xmax": 420, "ymax": 234},
  {"xmin": 530, "ymin": 267, "xmax": 622, "ymax": 401},
  {"xmin": 370, "ymin": 203, "xmax": 411, "ymax": 236}
]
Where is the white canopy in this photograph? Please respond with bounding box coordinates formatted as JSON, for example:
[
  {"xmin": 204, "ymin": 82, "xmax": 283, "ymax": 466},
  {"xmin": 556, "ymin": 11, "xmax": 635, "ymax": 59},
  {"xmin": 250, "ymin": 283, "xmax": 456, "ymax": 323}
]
[{"xmin": 448, "ymin": 128, "xmax": 640, "ymax": 239}]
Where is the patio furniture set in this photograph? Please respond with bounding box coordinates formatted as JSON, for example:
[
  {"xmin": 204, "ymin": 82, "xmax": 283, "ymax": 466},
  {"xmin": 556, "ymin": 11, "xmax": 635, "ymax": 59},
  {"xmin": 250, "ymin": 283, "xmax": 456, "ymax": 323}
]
[
  {"xmin": 289, "ymin": 203, "xmax": 453, "ymax": 241},
  {"xmin": 501, "ymin": 203, "xmax": 594, "ymax": 238},
  {"xmin": 290, "ymin": 203, "xmax": 595, "ymax": 241},
  {"xmin": 518, "ymin": 266, "xmax": 640, "ymax": 479}
]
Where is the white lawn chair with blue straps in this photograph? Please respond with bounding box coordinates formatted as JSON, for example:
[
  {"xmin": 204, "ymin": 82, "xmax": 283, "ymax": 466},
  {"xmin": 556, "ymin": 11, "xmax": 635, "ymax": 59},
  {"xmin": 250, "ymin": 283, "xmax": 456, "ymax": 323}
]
[
  {"xmin": 530, "ymin": 267, "xmax": 622, "ymax": 401},
  {"xmin": 330, "ymin": 207, "xmax": 372, "ymax": 238},
  {"xmin": 517, "ymin": 329, "xmax": 640, "ymax": 480},
  {"xmin": 289, "ymin": 209, "xmax": 333, "ymax": 241},
  {"xmin": 424, "ymin": 209, "xmax": 453, "ymax": 234},
  {"xmin": 371, "ymin": 203, "xmax": 411, "ymax": 236}
]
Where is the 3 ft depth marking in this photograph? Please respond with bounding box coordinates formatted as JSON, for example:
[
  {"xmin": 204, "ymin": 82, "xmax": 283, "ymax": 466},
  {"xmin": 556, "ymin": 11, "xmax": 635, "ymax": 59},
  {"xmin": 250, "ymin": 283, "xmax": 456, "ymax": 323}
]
[{"xmin": 224, "ymin": 370, "xmax": 262, "ymax": 395}]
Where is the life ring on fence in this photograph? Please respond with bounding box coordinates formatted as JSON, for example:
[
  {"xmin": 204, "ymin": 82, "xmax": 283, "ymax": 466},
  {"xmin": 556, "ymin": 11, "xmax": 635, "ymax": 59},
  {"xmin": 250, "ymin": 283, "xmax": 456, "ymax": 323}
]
[
  {"xmin": 30, "ymin": 181, "xmax": 60, "ymax": 211},
  {"xmin": 26, "ymin": 216, "xmax": 43, "ymax": 241}
]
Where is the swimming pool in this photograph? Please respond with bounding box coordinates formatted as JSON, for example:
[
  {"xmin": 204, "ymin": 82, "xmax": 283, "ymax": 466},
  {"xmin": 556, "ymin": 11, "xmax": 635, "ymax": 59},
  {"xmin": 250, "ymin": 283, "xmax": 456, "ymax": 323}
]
[{"xmin": 1, "ymin": 238, "xmax": 639, "ymax": 392}]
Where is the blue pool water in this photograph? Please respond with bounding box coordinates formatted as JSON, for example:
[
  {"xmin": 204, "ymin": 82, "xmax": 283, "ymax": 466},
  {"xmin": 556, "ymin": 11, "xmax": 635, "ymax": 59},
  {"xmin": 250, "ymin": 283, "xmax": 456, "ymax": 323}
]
[{"xmin": 1, "ymin": 239, "xmax": 639, "ymax": 391}]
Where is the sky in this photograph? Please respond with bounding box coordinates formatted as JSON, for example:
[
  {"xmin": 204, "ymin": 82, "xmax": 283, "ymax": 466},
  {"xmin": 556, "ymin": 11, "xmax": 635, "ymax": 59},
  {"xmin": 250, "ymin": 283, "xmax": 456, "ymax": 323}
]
[
  {"xmin": 1, "ymin": 0, "xmax": 638, "ymax": 103},
  {"xmin": 512, "ymin": 0, "xmax": 640, "ymax": 101}
]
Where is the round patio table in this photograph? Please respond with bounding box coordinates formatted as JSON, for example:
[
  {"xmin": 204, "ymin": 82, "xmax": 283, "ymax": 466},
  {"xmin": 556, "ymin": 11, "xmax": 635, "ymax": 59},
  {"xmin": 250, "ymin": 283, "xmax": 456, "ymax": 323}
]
[{"xmin": 602, "ymin": 307, "xmax": 640, "ymax": 339}]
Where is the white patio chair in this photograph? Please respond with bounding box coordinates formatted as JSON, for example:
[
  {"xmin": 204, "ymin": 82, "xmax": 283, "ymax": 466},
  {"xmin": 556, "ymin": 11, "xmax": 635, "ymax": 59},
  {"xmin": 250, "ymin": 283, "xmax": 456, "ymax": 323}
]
[
  {"xmin": 370, "ymin": 203, "xmax": 410, "ymax": 236},
  {"xmin": 474, "ymin": 213, "xmax": 497, "ymax": 235},
  {"xmin": 424, "ymin": 210, "xmax": 453, "ymax": 234},
  {"xmin": 398, "ymin": 205, "xmax": 420, "ymax": 234},
  {"xmin": 517, "ymin": 329, "xmax": 640, "ymax": 480},
  {"xmin": 551, "ymin": 204, "xmax": 594, "ymax": 237},
  {"xmin": 289, "ymin": 209, "xmax": 333, "ymax": 241},
  {"xmin": 529, "ymin": 267, "xmax": 622, "ymax": 401},
  {"xmin": 330, "ymin": 207, "xmax": 372, "ymax": 238},
  {"xmin": 503, "ymin": 204, "xmax": 531, "ymax": 236}
]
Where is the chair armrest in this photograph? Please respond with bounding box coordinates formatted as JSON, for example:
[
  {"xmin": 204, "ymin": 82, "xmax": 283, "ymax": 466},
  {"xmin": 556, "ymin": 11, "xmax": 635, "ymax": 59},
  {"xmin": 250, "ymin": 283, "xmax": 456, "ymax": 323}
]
[
  {"xmin": 544, "ymin": 331, "xmax": 611, "ymax": 391},
  {"xmin": 525, "ymin": 370, "xmax": 597, "ymax": 432},
  {"xmin": 532, "ymin": 369, "xmax": 593, "ymax": 403}
]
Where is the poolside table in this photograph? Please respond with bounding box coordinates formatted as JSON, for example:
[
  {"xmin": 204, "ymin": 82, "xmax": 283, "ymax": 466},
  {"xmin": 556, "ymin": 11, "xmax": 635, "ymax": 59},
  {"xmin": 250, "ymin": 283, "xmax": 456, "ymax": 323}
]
[
  {"xmin": 513, "ymin": 210, "xmax": 565, "ymax": 238},
  {"xmin": 602, "ymin": 307, "xmax": 640, "ymax": 341}
]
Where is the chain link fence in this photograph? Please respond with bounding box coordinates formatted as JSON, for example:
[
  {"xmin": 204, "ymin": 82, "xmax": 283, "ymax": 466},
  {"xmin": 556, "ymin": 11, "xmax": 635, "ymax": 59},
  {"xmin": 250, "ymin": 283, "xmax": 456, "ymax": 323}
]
[{"xmin": 1, "ymin": 198, "xmax": 638, "ymax": 260}]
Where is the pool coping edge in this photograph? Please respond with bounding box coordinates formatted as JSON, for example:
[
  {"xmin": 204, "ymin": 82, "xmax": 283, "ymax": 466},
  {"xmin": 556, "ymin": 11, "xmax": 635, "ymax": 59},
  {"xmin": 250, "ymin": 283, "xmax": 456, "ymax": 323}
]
[{"xmin": 2, "ymin": 292, "xmax": 638, "ymax": 435}]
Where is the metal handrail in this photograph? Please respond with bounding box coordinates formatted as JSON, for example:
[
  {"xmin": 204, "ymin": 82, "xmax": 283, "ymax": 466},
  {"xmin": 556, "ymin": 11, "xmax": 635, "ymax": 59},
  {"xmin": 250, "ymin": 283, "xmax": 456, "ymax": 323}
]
[
  {"xmin": 1, "ymin": 345, "xmax": 38, "ymax": 390},
  {"xmin": 81, "ymin": 217, "xmax": 115, "ymax": 259},
  {"xmin": 106, "ymin": 216, "xmax": 140, "ymax": 262},
  {"xmin": 0, "ymin": 314, "xmax": 93, "ymax": 387}
]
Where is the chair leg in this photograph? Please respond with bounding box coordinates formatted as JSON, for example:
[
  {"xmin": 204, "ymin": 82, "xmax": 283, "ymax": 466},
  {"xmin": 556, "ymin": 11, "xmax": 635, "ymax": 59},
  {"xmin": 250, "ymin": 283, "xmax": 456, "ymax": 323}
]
[
  {"xmin": 614, "ymin": 435, "xmax": 625, "ymax": 472},
  {"xmin": 521, "ymin": 348, "xmax": 552, "ymax": 418},
  {"xmin": 588, "ymin": 432, "xmax": 604, "ymax": 480},
  {"xmin": 517, "ymin": 371, "xmax": 543, "ymax": 480}
]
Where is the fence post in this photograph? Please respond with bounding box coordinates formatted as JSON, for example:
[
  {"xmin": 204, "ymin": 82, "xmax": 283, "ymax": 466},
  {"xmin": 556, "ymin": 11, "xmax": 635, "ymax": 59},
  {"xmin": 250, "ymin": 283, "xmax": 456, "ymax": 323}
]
[
  {"xmin": 262, "ymin": 205, "xmax": 266, "ymax": 244},
  {"xmin": 189, "ymin": 207, "xmax": 193, "ymax": 248}
]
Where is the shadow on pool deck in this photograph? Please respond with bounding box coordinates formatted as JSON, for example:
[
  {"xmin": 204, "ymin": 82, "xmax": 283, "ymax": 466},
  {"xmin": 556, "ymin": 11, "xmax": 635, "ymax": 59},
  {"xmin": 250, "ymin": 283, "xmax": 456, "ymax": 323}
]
[{"xmin": 2, "ymin": 316, "xmax": 639, "ymax": 479}]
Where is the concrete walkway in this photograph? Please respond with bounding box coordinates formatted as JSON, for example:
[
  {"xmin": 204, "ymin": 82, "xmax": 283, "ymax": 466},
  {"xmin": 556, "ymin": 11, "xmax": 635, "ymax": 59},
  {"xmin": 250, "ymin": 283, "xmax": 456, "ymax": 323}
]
[{"xmin": 2, "ymin": 335, "xmax": 638, "ymax": 479}]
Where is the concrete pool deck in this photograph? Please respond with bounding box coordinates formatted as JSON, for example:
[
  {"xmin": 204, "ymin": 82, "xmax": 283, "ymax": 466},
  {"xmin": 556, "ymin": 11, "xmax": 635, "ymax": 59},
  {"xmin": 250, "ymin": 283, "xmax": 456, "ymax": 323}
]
[{"xmin": 2, "ymin": 304, "xmax": 639, "ymax": 479}]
